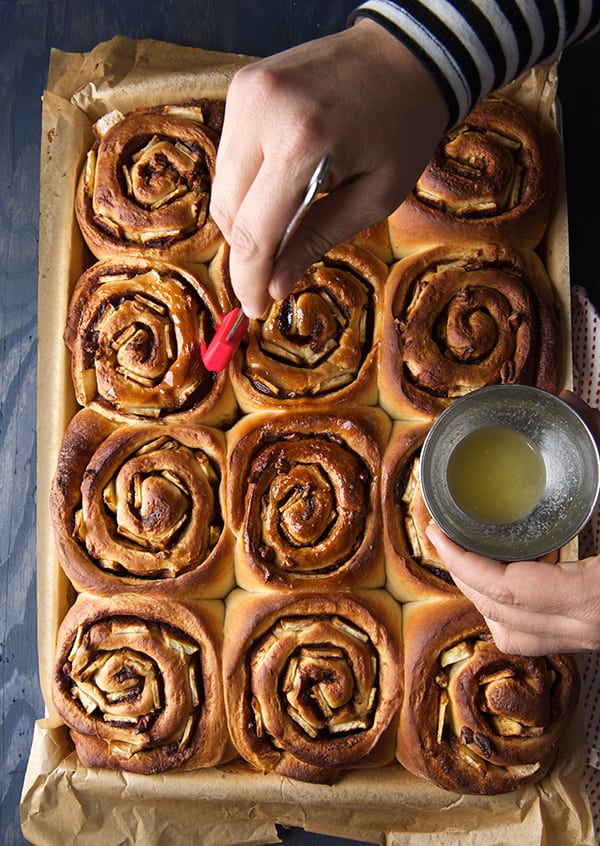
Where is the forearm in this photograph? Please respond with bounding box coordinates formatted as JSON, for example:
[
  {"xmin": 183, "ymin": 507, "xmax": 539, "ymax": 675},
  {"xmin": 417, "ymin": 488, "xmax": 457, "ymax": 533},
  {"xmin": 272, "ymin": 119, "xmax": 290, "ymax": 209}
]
[{"xmin": 350, "ymin": 0, "xmax": 600, "ymax": 125}]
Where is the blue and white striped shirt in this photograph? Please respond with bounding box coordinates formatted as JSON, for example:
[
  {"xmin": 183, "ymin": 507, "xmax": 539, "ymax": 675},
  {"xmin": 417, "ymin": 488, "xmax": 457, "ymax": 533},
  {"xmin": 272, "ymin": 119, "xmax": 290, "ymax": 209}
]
[{"xmin": 350, "ymin": 0, "xmax": 600, "ymax": 125}]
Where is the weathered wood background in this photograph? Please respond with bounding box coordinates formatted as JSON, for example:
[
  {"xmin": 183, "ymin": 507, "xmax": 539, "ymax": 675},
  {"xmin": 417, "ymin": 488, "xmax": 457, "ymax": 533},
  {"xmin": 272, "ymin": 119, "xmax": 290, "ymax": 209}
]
[{"xmin": 1, "ymin": 2, "xmax": 599, "ymax": 845}]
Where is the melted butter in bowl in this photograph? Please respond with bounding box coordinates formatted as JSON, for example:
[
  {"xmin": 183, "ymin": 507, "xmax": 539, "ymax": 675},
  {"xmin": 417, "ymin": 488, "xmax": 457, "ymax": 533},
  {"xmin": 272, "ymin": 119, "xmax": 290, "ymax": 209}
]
[
  {"xmin": 420, "ymin": 385, "xmax": 600, "ymax": 561},
  {"xmin": 447, "ymin": 425, "xmax": 546, "ymax": 525}
]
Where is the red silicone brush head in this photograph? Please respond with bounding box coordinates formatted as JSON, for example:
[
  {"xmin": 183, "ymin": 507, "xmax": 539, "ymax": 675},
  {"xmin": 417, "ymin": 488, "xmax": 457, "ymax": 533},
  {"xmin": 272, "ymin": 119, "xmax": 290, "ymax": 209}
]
[{"xmin": 201, "ymin": 308, "xmax": 249, "ymax": 372}]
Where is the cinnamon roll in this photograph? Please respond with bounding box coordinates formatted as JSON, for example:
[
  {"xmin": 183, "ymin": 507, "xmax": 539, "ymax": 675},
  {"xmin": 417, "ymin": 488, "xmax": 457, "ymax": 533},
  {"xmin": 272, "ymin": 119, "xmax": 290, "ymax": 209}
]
[
  {"xmin": 220, "ymin": 243, "xmax": 386, "ymax": 411},
  {"xmin": 64, "ymin": 258, "xmax": 237, "ymax": 425},
  {"xmin": 52, "ymin": 592, "xmax": 232, "ymax": 774},
  {"xmin": 50, "ymin": 408, "xmax": 234, "ymax": 598},
  {"xmin": 75, "ymin": 102, "xmax": 224, "ymax": 263},
  {"xmin": 397, "ymin": 598, "xmax": 579, "ymax": 794},
  {"xmin": 226, "ymin": 408, "xmax": 391, "ymax": 591},
  {"xmin": 223, "ymin": 589, "xmax": 402, "ymax": 783},
  {"xmin": 389, "ymin": 95, "xmax": 556, "ymax": 256},
  {"xmin": 379, "ymin": 243, "xmax": 561, "ymax": 420},
  {"xmin": 382, "ymin": 421, "xmax": 460, "ymax": 601}
]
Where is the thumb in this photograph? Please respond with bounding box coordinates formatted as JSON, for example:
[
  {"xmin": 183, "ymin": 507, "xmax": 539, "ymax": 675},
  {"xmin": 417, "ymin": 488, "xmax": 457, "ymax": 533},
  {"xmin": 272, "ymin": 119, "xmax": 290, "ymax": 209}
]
[{"xmin": 269, "ymin": 174, "xmax": 402, "ymax": 301}]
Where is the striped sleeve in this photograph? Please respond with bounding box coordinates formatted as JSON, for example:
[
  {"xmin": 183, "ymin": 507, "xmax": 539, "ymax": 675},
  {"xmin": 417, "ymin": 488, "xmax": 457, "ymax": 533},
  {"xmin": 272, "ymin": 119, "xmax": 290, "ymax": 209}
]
[{"xmin": 349, "ymin": 0, "xmax": 600, "ymax": 126}]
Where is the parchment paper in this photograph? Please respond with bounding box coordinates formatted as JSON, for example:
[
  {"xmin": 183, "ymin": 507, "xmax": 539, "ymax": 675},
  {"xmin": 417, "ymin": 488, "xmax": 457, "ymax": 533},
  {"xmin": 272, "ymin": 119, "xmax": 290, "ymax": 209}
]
[{"xmin": 21, "ymin": 35, "xmax": 594, "ymax": 846}]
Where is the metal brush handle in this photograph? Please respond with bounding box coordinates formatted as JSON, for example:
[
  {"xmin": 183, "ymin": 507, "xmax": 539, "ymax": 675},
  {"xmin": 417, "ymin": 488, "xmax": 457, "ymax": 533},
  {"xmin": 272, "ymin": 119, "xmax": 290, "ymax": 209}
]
[{"xmin": 227, "ymin": 153, "xmax": 332, "ymax": 340}]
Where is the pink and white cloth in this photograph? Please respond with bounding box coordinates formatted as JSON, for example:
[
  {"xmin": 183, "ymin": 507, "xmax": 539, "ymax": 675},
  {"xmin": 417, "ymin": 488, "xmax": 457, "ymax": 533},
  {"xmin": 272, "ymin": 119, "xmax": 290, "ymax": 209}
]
[{"xmin": 571, "ymin": 286, "xmax": 600, "ymax": 839}]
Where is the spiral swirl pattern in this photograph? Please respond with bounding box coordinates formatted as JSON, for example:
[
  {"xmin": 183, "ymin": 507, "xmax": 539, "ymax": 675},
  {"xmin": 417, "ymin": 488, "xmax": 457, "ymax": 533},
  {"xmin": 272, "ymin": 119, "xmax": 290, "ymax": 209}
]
[
  {"xmin": 389, "ymin": 95, "xmax": 555, "ymax": 255},
  {"xmin": 227, "ymin": 410, "xmax": 389, "ymax": 590},
  {"xmin": 397, "ymin": 599, "xmax": 578, "ymax": 794},
  {"xmin": 65, "ymin": 258, "xmax": 235, "ymax": 424},
  {"xmin": 51, "ymin": 409, "xmax": 233, "ymax": 597},
  {"xmin": 52, "ymin": 594, "xmax": 229, "ymax": 774},
  {"xmin": 75, "ymin": 103, "xmax": 224, "ymax": 262},
  {"xmin": 223, "ymin": 590, "xmax": 402, "ymax": 783},
  {"xmin": 230, "ymin": 243, "xmax": 386, "ymax": 410},
  {"xmin": 380, "ymin": 243, "xmax": 560, "ymax": 419}
]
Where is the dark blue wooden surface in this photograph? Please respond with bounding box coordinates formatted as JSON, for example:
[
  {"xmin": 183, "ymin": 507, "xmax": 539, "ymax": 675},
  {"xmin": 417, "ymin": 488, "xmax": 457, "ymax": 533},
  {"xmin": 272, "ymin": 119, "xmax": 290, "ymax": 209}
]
[{"xmin": 1, "ymin": 2, "xmax": 599, "ymax": 844}]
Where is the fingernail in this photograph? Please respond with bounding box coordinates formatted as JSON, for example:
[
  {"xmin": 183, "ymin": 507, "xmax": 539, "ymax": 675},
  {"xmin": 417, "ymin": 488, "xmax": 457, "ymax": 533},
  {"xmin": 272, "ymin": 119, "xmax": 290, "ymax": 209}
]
[
  {"xmin": 425, "ymin": 520, "xmax": 437, "ymax": 539},
  {"xmin": 238, "ymin": 293, "xmax": 271, "ymax": 320},
  {"xmin": 269, "ymin": 268, "xmax": 302, "ymax": 302},
  {"xmin": 242, "ymin": 304, "xmax": 262, "ymax": 320}
]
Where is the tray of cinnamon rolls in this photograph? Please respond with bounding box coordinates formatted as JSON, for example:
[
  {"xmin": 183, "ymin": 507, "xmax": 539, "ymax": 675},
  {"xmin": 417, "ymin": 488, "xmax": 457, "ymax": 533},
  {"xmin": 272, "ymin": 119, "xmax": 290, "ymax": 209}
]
[{"xmin": 23, "ymin": 37, "xmax": 592, "ymax": 846}]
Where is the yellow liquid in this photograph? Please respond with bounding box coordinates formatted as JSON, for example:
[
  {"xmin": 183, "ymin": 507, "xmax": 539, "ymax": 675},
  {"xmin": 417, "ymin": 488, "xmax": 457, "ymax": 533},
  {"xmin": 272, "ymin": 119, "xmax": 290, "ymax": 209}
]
[{"xmin": 447, "ymin": 426, "xmax": 546, "ymax": 524}]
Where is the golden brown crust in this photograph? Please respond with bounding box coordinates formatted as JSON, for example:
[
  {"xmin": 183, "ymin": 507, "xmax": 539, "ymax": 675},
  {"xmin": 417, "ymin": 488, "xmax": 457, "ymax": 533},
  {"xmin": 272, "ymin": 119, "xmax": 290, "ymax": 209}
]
[
  {"xmin": 348, "ymin": 218, "xmax": 393, "ymax": 264},
  {"xmin": 50, "ymin": 408, "xmax": 234, "ymax": 598},
  {"xmin": 382, "ymin": 421, "xmax": 461, "ymax": 601},
  {"xmin": 226, "ymin": 408, "xmax": 391, "ymax": 591},
  {"xmin": 222, "ymin": 589, "xmax": 402, "ymax": 783},
  {"xmin": 207, "ymin": 241, "xmax": 238, "ymax": 314},
  {"xmin": 75, "ymin": 102, "xmax": 224, "ymax": 263},
  {"xmin": 64, "ymin": 257, "xmax": 237, "ymax": 425},
  {"xmin": 379, "ymin": 243, "xmax": 561, "ymax": 421},
  {"xmin": 52, "ymin": 592, "xmax": 233, "ymax": 774},
  {"xmin": 389, "ymin": 96, "xmax": 556, "ymax": 257},
  {"xmin": 225, "ymin": 242, "xmax": 387, "ymax": 412},
  {"xmin": 397, "ymin": 598, "xmax": 579, "ymax": 794}
]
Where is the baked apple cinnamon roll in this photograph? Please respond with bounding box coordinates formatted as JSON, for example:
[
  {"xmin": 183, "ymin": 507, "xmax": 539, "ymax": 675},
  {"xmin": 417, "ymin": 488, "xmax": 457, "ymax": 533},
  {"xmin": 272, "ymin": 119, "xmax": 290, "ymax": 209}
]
[
  {"xmin": 226, "ymin": 408, "xmax": 391, "ymax": 591},
  {"xmin": 64, "ymin": 258, "xmax": 236, "ymax": 425},
  {"xmin": 397, "ymin": 598, "xmax": 579, "ymax": 794},
  {"xmin": 380, "ymin": 243, "xmax": 561, "ymax": 420},
  {"xmin": 223, "ymin": 589, "xmax": 402, "ymax": 783},
  {"xmin": 382, "ymin": 421, "xmax": 460, "ymax": 601},
  {"xmin": 52, "ymin": 592, "xmax": 231, "ymax": 774},
  {"xmin": 217, "ymin": 243, "xmax": 386, "ymax": 411},
  {"xmin": 50, "ymin": 408, "xmax": 234, "ymax": 598},
  {"xmin": 75, "ymin": 102, "xmax": 224, "ymax": 263},
  {"xmin": 389, "ymin": 95, "xmax": 556, "ymax": 256}
]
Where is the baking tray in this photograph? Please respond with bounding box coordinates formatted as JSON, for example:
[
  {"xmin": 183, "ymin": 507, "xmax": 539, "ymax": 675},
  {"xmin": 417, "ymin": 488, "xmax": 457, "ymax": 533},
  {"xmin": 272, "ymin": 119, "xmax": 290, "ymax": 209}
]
[{"xmin": 21, "ymin": 36, "xmax": 594, "ymax": 846}]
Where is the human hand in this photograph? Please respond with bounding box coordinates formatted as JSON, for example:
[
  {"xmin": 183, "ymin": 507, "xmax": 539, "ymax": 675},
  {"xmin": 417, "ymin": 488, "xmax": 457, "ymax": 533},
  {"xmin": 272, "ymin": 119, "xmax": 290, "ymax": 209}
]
[
  {"xmin": 426, "ymin": 392, "xmax": 600, "ymax": 657},
  {"xmin": 210, "ymin": 19, "xmax": 449, "ymax": 317},
  {"xmin": 426, "ymin": 522, "xmax": 600, "ymax": 656}
]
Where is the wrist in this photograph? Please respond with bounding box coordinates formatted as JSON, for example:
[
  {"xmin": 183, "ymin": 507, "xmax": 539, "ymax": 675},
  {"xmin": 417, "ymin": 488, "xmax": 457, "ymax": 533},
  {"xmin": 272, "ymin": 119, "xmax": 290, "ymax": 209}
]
[{"xmin": 350, "ymin": 17, "xmax": 450, "ymax": 131}]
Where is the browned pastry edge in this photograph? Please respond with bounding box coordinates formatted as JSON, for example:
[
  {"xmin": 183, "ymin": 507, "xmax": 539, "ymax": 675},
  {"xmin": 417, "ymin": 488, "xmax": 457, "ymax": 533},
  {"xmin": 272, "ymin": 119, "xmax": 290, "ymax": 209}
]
[
  {"xmin": 397, "ymin": 598, "xmax": 579, "ymax": 794},
  {"xmin": 379, "ymin": 242, "xmax": 562, "ymax": 421},
  {"xmin": 222, "ymin": 588, "xmax": 403, "ymax": 783},
  {"xmin": 348, "ymin": 217, "xmax": 394, "ymax": 264},
  {"xmin": 75, "ymin": 102, "xmax": 225, "ymax": 264},
  {"xmin": 389, "ymin": 95, "xmax": 558, "ymax": 257},
  {"xmin": 226, "ymin": 407, "xmax": 391, "ymax": 591},
  {"xmin": 207, "ymin": 241, "xmax": 238, "ymax": 314},
  {"xmin": 50, "ymin": 407, "xmax": 235, "ymax": 598},
  {"xmin": 52, "ymin": 592, "xmax": 233, "ymax": 774},
  {"xmin": 382, "ymin": 420, "xmax": 461, "ymax": 601}
]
